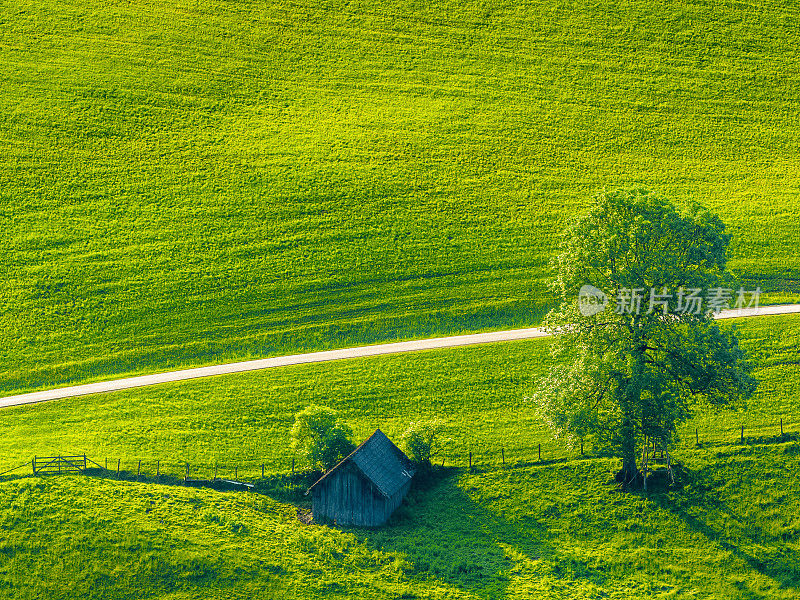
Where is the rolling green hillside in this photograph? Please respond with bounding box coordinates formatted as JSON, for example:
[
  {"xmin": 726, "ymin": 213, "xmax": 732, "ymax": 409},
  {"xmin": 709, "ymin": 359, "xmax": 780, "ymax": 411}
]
[
  {"xmin": 0, "ymin": 314, "xmax": 796, "ymax": 479},
  {"xmin": 0, "ymin": 307, "xmax": 796, "ymax": 599},
  {"xmin": 1, "ymin": 441, "xmax": 798, "ymax": 599},
  {"xmin": 2, "ymin": 0, "xmax": 800, "ymax": 394}
]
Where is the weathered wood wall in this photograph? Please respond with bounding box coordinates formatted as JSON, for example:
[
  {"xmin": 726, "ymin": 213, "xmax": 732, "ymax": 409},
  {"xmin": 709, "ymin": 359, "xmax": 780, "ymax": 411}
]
[{"xmin": 312, "ymin": 462, "xmax": 410, "ymax": 527}]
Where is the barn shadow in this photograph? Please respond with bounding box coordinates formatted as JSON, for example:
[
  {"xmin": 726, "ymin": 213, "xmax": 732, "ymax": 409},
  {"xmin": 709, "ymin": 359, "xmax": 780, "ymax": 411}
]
[{"xmin": 348, "ymin": 467, "xmax": 604, "ymax": 598}]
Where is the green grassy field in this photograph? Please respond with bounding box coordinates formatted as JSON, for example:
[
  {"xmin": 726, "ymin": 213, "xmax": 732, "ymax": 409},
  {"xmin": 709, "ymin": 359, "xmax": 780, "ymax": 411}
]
[
  {"xmin": 3, "ymin": 0, "xmax": 800, "ymax": 595},
  {"xmin": 1, "ymin": 440, "xmax": 798, "ymax": 599},
  {"xmin": 2, "ymin": 0, "xmax": 800, "ymax": 395},
  {"xmin": 0, "ymin": 313, "xmax": 796, "ymax": 480},
  {"xmin": 0, "ymin": 311, "xmax": 796, "ymax": 599}
]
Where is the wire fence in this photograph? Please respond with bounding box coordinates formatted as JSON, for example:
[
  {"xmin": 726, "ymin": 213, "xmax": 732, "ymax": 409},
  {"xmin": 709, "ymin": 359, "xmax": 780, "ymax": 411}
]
[
  {"xmin": 453, "ymin": 417, "xmax": 798, "ymax": 469},
  {"xmin": 0, "ymin": 417, "xmax": 794, "ymax": 484}
]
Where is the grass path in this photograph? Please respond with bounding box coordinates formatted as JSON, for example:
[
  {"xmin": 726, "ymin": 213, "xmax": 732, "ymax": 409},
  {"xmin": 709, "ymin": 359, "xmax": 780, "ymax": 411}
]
[{"xmin": 2, "ymin": 303, "xmax": 797, "ymax": 409}]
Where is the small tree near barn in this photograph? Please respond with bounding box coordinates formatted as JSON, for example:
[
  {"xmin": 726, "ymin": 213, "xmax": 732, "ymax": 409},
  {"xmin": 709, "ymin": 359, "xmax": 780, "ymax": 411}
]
[
  {"xmin": 400, "ymin": 419, "xmax": 450, "ymax": 467},
  {"xmin": 291, "ymin": 405, "xmax": 356, "ymax": 471},
  {"xmin": 533, "ymin": 188, "xmax": 757, "ymax": 487}
]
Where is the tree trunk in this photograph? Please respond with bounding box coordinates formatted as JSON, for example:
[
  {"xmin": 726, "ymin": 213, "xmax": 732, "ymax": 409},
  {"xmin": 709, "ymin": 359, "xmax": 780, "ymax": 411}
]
[
  {"xmin": 616, "ymin": 342, "xmax": 645, "ymax": 488},
  {"xmin": 615, "ymin": 415, "xmax": 641, "ymax": 486}
]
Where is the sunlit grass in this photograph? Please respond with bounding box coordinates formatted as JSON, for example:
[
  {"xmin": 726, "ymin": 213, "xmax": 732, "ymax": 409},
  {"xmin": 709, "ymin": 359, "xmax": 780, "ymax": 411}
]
[
  {"xmin": 0, "ymin": 314, "xmax": 796, "ymax": 481},
  {"xmin": 1, "ymin": 438, "xmax": 797, "ymax": 598},
  {"xmin": 1, "ymin": 0, "xmax": 799, "ymax": 394}
]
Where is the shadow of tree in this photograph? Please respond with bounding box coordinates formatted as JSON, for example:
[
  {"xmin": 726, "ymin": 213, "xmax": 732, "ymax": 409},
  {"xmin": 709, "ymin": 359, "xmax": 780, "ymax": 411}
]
[
  {"xmin": 648, "ymin": 459, "xmax": 800, "ymax": 593},
  {"xmin": 79, "ymin": 450, "xmax": 800, "ymax": 598}
]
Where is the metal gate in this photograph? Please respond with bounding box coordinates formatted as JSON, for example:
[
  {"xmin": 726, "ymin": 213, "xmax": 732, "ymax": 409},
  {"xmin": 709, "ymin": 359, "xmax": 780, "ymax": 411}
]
[{"xmin": 32, "ymin": 455, "xmax": 87, "ymax": 475}]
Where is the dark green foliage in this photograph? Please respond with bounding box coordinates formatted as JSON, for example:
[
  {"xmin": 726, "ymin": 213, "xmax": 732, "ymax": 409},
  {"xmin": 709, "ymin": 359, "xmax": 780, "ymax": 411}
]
[
  {"xmin": 290, "ymin": 405, "xmax": 356, "ymax": 471},
  {"xmin": 400, "ymin": 420, "xmax": 451, "ymax": 465}
]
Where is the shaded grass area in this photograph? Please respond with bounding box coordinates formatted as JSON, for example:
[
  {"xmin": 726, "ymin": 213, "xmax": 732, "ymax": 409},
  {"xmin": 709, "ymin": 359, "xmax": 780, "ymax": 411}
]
[
  {"xmin": 0, "ymin": 439, "xmax": 798, "ymax": 599},
  {"xmin": 2, "ymin": 0, "xmax": 800, "ymax": 394}
]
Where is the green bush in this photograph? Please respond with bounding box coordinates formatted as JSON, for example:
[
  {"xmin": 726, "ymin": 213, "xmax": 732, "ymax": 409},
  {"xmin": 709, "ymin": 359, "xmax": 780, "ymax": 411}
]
[
  {"xmin": 401, "ymin": 419, "xmax": 451, "ymax": 466},
  {"xmin": 290, "ymin": 405, "xmax": 355, "ymax": 471}
]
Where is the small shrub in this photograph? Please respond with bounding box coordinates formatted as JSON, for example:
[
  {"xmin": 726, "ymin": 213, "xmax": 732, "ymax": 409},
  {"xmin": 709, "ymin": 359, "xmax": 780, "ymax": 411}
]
[
  {"xmin": 290, "ymin": 405, "xmax": 356, "ymax": 471},
  {"xmin": 400, "ymin": 420, "xmax": 451, "ymax": 466}
]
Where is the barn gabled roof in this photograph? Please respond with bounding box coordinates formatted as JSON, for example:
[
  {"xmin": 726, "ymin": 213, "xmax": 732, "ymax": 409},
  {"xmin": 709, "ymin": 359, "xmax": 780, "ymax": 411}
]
[{"xmin": 308, "ymin": 429, "xmax": 416, "ymax": 498}]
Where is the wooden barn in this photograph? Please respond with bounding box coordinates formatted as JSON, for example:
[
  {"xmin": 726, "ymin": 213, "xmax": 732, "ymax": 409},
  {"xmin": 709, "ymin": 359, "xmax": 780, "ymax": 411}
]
[{"xmin": 308, "ymin": 429, "xmax": 416, "ymax": 527}]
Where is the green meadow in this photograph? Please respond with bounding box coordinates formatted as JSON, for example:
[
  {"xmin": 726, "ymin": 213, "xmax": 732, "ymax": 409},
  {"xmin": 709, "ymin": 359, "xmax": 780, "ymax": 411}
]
[
  {"xmin": 1, "ymin": 436, "xmax": 798, "ymax": 598},
  {"xmin": 2, "ymin": 0, "xmax": 800, "ymax": 596},
  {"xmin": 0, "ymin": 314, "xmax": 796, "ymax": 479},
  {"xmin": 2, "ymin": 0, "xmax": 800, "ymax": 394},
  {"xmin": 2, "ymin": 304, "xmax": 796, "ymax": 600},
  {"xmin": 1, "ymin": 310, "xmax": 799, "ymax": 599}
]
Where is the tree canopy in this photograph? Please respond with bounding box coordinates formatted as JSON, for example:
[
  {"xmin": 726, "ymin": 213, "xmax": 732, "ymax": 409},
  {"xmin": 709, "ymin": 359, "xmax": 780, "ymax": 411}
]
[
  {"xmin": 400, "ymin": 419, "xmax": 451, "ymax": 466},
  {"xmin": 290, "ymin": 405, "xmax": 356, "ymax": 472},
  {"xmin": 533, "ymin": 188, "xmax": 758, "ymax": 485}
]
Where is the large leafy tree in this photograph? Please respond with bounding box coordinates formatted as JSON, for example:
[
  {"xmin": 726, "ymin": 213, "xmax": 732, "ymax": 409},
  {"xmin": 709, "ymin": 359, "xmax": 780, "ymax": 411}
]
[{"xmin": 533, "ymin": 188, "xmax": 757, "ymax": 485}]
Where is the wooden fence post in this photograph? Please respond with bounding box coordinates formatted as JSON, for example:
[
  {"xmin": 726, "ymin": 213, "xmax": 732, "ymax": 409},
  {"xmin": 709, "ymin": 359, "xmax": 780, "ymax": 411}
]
[
  {"xmin": 741, "ymin": 424, "xmax": 745, "ymax": 444},
  {"xmin": 538, "ymin": 444, "xmax": 541, "ymax": 462},
  {"xmin": 156, "ymin": 460, "xmax": 160, "ymax": 482},
  {"xmin": 117, "ymin": 459, "xmax": 120, "ymax": 477},
  {"xmin": 468, "ymin": 451, "xmax": 472, "ymax": 471},
  {"xmin": 696, "ymin": 428, "xmax": 699, "ymax": 445},
  {"xmin": 580, "ymin": 440, "xmax": 584, "ymax": 456},
  {"xmin": 501, "ymin": 447, "xmax": 505, "ymax": 465},
  {"xmin": 137, "ymin": 460, "xmax": 141, "ymax": 480},
  {"xmin": 781, "ymin": 418, "xmax": 784, "ymax": 436},
  {"xmin": 31, "ymin": 457, "xmax": 35, "ymax": 475},
  {"xmin": 84, "ymin": 454, "xmax": 87, "ymax": 471},
  {"xmin": 262, "ymin": 464, "xmax": 265, "ymax": 479}
]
